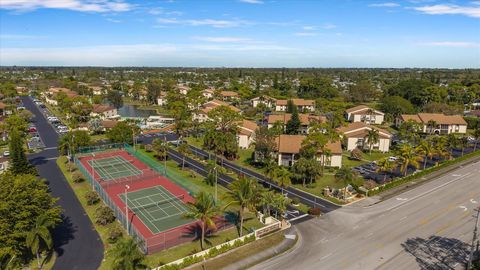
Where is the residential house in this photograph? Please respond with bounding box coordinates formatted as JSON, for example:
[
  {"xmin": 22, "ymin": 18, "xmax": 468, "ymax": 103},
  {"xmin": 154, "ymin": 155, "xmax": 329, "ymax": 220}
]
[
  {"xmin": 345, "ymin": 105, "xmax": 385, "ymax": 124},
  {"xmin": 220, "ymin": 91, "xmax": 240, "ymax": 102},
  {"xmin": 89, "ymin": 85, "xmax": 104, "ymax": 96},
  {"xmin": 0, "ymin": 157, "xmax": 9, "ymax": 174},
  {"xmin": 202, "ymin": 89, "xmax": 215, "ymax": 99},
  {"xmin": 178, "ymin": 85, "xmax": 190, "ymax": 95},
  {"xmin": 157, "ymin": 91, "xmax": 168, "ymax": 106},
  {"xmin": 338, "ymin": 122, "xmax": 392, "ymax": 152},
  {"xmin": 101, "ymin": 120, "xmax": 119, "ymax": 132},
  {"xmin": 193, "ymin": 99, "xmax": 241, "ymax": 122},
  {"xmin": 395, "ymin": 113, "xmax": 467, "ymax": 134},
  {"xmin": 275, "ymin": 135, "xmax": 342, "ymax": 167},
  {"xmin": 237, "ymin": 120, "xmax": 259, "ymax": 149},
  {"xmin": 251, "ymin": 96, "xmax": 276, "ymax": 108},
  {"xmin": 274, "ymin": 99, "xmax": 315, "ymax": 112},
  {"xmin": 90, "ymin": 104, "xmax": 117, "ymax": 120},
  {"xmin": 267, "ymin": 113, "xmax": 327, "ymax": 134},
  {"xmin": 43, "ymin": 87, "xmax": 79, "ymax": 106}
]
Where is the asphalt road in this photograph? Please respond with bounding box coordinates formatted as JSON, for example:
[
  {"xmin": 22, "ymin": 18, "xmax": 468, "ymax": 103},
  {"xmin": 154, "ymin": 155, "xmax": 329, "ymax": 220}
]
[
  {"xmin": 22, "ymin": 97, "xmax": 103, "ymax": 270},
  {"xmin": 250, "ymin": 160, "xmax": 480, "ymax": 270}
]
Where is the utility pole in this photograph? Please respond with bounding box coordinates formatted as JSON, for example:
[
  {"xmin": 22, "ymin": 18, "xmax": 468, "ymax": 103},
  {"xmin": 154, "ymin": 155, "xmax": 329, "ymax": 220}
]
[
  {"xmin": 468, "ymin": 206, "xmax": 480, "ymax": 270},
  {"xmin": 125, "ymin": 185, "xmax": 130, "ymax": 235}
]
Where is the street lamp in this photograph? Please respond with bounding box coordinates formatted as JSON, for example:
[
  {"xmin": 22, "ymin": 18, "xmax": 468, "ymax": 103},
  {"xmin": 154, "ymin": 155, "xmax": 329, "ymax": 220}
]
[
  {"xmin": 468, "ymin": 206, "xmax": 480, "ymax": 269},
  {"xmin": 213, "ymin": 166, "xmax": 218, "ymax": 202},
  {"xmin": 91, "ymin": 153, "xmax": 95, "ymax": 191},
  {"xmin": 125, "ymin": 185, "xmax": 130, "ymax": 236}
]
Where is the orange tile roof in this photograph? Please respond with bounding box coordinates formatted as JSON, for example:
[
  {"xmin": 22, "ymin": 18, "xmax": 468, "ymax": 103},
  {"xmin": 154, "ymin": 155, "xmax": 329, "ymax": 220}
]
[
  {"xmin": 267, "ymin": 114, "xmax": 326, "ymax": 125},
  {"xmin": 220, "ymin": 91, "xmax": 239, "ymax": 97},
  {"xmin": 92, "ymin": 104, "xmax": 115, "ymax": 113},
  {"xmin": 337, "ymin": 122, "xmax": 392, "ymax": 138},
  {"xmin": 399, "ymin": 114, "xmax": 422, "ymax": 123},
  {"xmin": 417, "ymin": 113, "xmax": 467, "ymax": 125},
  {"xmin": 275, "ymin": 98, "xmax": 315, "ymax": 106},
  {"xmin": 101, "ymin": 120, "xmax": 119, "ymax": 129},
  {"xmin": 276, "ymin": 135, "xmax": 342, "ymax": 155},
  {"xmin": 0, "ymin": 102, "xmax": 6, "ymax": 109}
]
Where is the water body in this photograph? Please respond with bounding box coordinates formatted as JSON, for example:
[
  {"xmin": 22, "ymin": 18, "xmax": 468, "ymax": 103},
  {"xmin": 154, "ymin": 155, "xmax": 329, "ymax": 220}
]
[{"xmin": 117, "ymin": 104, "xmax": 158, "ymax": 118}]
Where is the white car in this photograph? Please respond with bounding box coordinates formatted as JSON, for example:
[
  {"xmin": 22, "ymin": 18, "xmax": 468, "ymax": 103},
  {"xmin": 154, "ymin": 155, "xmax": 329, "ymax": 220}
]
[
  {"xmin": 388, "ymin": 156, "xmax": 399, "ymax": 162},
  {"xmin": 3, "ymin": 151, "xmax": 10, "ymax": 157}
]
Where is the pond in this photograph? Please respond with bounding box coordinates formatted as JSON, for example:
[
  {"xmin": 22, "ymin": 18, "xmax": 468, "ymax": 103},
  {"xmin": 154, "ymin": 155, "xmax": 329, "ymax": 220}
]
[{"xmin": 117, "ymin": 104, "xmax": 158, "ymax": 118}]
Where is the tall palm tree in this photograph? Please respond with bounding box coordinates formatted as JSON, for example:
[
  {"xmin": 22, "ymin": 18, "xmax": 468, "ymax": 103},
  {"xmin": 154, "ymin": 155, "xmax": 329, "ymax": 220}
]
[
  {"xmin": 416, "ymin": 139, "xmax": 435, "ymax": 169},
  {"xmin": 335, "ymin": 167, "xmax": 356, "ymax": 200},
  {"xmin": 184, "ymin": 191, "xmax": 219, "ymax": 250},
  {"xmin": 365, "ymin": 129, "xmax": 380, "ymax": 155},
  {"xmin": 0, "ymin": 251, "xmax": 17, "ymax": 270},
  {"xmin": 273, "ymin": 166, "xmax": 292, "ymax": 194},
  {"xmin": 272, "ymin": 193, "xmax": 290, "ymax": 220},
  {"xmin": 110, "ymin": 238, "xmax": 146, "ymax": 270},
  {"xmin": 25, "ymin": 215, "xmax": 54, "ymax": 270},
  {"xmin": 177, "ymin": 142, "xmax": 190, "ymax": 170},
  {"xmin": 376, "ymin": 158, "xmax": 396, "ymax": 182},
  {"xmin": 152, "ymin": 137, "xmax": 168, "ymax": 173},
  {"xmin": 225, "ymin": 177, "xmax": 256, "ymax": 237},
  {"xmin": 397, "ymin": 143, "xmax": 421, "ymax": 176}
]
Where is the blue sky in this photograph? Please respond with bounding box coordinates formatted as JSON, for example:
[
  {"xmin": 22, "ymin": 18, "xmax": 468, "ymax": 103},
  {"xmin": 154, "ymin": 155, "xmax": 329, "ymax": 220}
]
[{"xmin": 0, "ymin": 0, "xmax": 479, "ymax": 68}]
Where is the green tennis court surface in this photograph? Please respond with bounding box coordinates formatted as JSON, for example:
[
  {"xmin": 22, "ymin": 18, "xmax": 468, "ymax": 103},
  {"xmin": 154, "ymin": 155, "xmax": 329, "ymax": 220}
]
[
  {"xmin": 88, "ymin": 156, "xmax": 142, "ymax": 180},
  {"xmin": 119, "ymin": 186, "xmax": 194, "ymax": 234}
]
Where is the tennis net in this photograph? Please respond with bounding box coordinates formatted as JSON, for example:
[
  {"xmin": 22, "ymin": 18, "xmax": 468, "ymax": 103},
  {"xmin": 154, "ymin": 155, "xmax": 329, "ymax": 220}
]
[{"xmin": 129, "ymin": 194, "xmax": 185, "ymax": 212}]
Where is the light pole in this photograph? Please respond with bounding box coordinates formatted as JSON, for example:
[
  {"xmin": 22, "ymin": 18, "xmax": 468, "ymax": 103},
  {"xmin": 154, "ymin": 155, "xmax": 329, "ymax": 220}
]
[
  {"xmin": 214, "ymin": 166, "xmax": 218, "ymax": 202},
  {"xmin": 125, "ymin": 185, "xmax": 130, "ymax": 236},
  {"xmin": 164, "ymin": 134, "xmax": 167, "ymax": 175}
]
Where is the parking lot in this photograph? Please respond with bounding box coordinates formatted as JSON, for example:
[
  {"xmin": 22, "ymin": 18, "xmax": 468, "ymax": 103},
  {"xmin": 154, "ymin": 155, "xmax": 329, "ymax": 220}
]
[{"xmin": 32, "ymin": 97, "xmax": 69, "ymax": 135}]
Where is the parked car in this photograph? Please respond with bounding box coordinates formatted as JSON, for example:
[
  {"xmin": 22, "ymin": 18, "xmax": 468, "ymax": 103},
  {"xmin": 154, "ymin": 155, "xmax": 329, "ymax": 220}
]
[
  {"xmin": 3, "ymin": 151, "xmax": 10, "ymax": 157},
  {"xmin": 388, "ymin": 156, "xmax": 399, "ymax": 162}
]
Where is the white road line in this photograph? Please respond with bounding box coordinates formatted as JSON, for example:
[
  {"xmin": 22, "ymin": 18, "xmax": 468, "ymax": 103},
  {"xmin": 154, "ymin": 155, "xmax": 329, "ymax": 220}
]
[
  {"xmin": 399, "ymin": 216, "xmax": 407, "ymax": 221},
  {"xmin": 44, "ymin": 157, "xmax": 57, "ymax": 160},
  {"xmin": 365, "ymin": 232, "xmax": 373, "ymax": 238},
  {"xmin": 44, "ymin": 147, "xmax": 57, "ymax": 150},
  {"xmin": 320, "ymin": 253, "xmax": 333, "ymax": 261}
]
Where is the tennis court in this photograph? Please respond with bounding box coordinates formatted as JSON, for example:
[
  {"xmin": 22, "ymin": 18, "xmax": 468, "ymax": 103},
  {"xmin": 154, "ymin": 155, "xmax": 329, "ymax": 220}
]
[
  {"xmin": 88, "ymin": 155, "xmax": 142, "ymax": 181},
  {"xmin": 119, "ymin": 185, "xmax": 194, "ymax": 234}
]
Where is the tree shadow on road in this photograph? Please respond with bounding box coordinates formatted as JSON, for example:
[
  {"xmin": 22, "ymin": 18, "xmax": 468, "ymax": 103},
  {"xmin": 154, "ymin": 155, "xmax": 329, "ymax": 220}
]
[
  {"xmin": 52, "ymin": 215, "xmax": 76, "ymax": 257},
  {"xmin": 402, "ymin": 235, "xmax": 470, "ymax": 270}
]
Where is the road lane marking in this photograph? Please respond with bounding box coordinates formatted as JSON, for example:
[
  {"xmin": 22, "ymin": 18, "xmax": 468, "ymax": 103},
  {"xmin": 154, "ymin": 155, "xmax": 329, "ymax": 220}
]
[
  {"xmin": 396, "ymin": 197, "xmax": 408, "ymax": 201},
  {"xmin": 399, "ymin": 216, "xmax": 407, "ymax": 221},
  {"xmin": 44, "ymin": 147, "xmax": 57, "ymax": 150},
  {"xmin": 435, "ymin": 210, "xmax": 472, "ymax": 234},
  {"xmin": 471, "ymin": 199, "xmax": 478, "ymax": 204},
  {"xmin": 459, "ymin": 205, "xmax": 468, "ymax": 212},
  {"xmin": 320, "ymin": 253, "xmax": 332, "ymax": 260}
]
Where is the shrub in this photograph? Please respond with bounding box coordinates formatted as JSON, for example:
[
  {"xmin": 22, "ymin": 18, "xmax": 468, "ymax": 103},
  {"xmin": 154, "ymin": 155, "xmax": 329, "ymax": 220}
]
[
  {"xmin": 308, "ymin": 207, "xmax": 321, "ymax": 216},
  {"xmin": 72, "ymin": 171, "xmax": 84, "ymax": 183},
  {"xmin": 350, "ymin": 148, "xmax": 363, "ymax": 160},
  {"xmin": 85, "ymin": 191, "xmax": 100, "ymax": 205},
  {"xmin": 95, "ymin": 206, "xmax": 115, "ymax": 225},
  {"xmin": 65, "ymin": 163, "xmax": 77, "ymax": 172},
  {"xmin": 107, "ymin": 226, "xmax": 123, "ymax": 243},
  {"xmin": 291, "ymin": 197, "xmax": 300, "ymax": 205}
]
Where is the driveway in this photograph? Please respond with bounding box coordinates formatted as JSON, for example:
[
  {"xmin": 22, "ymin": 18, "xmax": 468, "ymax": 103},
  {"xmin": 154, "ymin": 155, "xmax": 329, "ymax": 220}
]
[{"xmin": 22, "ymin": 96, "xmax": 103, "ymax": 270}]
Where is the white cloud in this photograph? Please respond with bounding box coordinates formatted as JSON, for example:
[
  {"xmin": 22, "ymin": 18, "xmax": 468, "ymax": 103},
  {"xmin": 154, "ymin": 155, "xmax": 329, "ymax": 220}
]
[
  {"xmin": 106, "ymin": 18, "xmax": 121, "ymax": 23},
  {"xmin": 193, "ymin": 36, "xmax": 252, "ymax": 43},
  {"xmin": 369, "ymin": 2, "xmax": 400, "ymax": 7},
  {"xmin": 302, "ymin": 26, "xmax": 315, "ymax": 30},
  {"xmin": 148, "ymin": 7, "xmax": 163, "ymax": 15},
  {"xmin": 239, "ymin": 0, "xmax": 264, "ymax": 4},
  {"xmin": 413, "ymin": 4, "xmax": 480, "ymax": 18},
  {"xmin": 156, "ymin": 18, "xmax": 249, "ymax": 28},
  {"xmin": 322, "ymin": 23, "xmax": 336, "ymax": 29},
  {"xmin": 294, "ymin": 32, "xmax": 318, "ymax": 36},
  {"xmin": 0, "ymin": 34, "xmax": 46, "ymax": 39},
  {"xmin": 419, "ymin": 41, "xmax": 480, "ymax": 48},
  {"xmin": 0, "ymin": 0, "xmax": 133, "ymax": 13}
]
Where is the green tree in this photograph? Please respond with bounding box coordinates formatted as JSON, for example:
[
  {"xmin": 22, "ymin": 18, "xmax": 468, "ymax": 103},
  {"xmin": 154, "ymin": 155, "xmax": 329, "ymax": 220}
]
[
  {"xmin": 177, "ymin": 142, "xmax": 190, "ymax": 170},
  {"xmin": 253, "ymin": 126, "xmax": 277, "ymax": 164},
  {"xmin": 416, "ymin": 139, "xmax": 435, "ymax": 169},
  {"xmin": 273, "ymin": 166, "xmax": 292, "ymax": 194},
  {"xmin": 397, "ymin": 143, "xmax": 421, "ymax": 176},
  {"xmin": 285, "ymin": 107, "xmax": 301, "ymax": 135},
  {"xmin": 473, "ymin": 127, "xmax": 480, "ymax": 151},
  {"xmin": 379, "ymin": 96, "xmax": 415, "ymax": 119},
  {"xmin": 292, "ymin": 157, "xmax": 320, "ymax": 187},
  {"xmin": 58, "ymin": 130, "xmax": 91, "ymax": 156},
  {"xmin": 8, "ymin": 128, "xmax": 35, "ymax": 175},
  {"xmin": 365, "ymin": 129, "xmax": 380, "ymax": 154},
  {"xmin": 106, "ymin": 121, "xmax": 140, "ymax": 144},
  {"xmin": 335, "ymin": 167, "xmax": 356, "ymax": 200},
  {"xmin": 107, "ymin": 90, "xmax": 124, "ymax": 109},
  {"xmin": 26, "ymin": 215, "xmax": 54, "ymax": 270},
  {"xmin": 110, "ymin": 238, "xmax": 146, "ymax": 270},
  {"xmin": 152, "ymin": 138, "xmax": 168, "ymax": 161},
  {"xmin": 0, "ymin": 173, "xmax": 61, "ymax": 261},
  {"xmin": 184, "ymin": 191, "xmax": 219, "ymax": 250},
  {"xmin": 376, "ymin": 158, "xmax": 396, "ymax": 183},
  {"xmin": 225, "ymin": 177, "xmax": 256, "ymax": 237}
]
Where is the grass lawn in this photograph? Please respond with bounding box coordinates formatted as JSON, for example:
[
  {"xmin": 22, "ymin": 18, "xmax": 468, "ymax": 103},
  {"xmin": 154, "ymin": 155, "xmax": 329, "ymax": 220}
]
[
  {"xmin": 187, "ymin": 233, "xmax": 287, "ymax": 270},
  {"xmin": 292, "ymin": 174, "xmax": 345, "ymax": 205},
  {"xmin": 342, "ymin": 151, "xmax": 390, "ymax": 168},
  {"xmin": 58, "ymin": 150, "xmax": 266, "ymax": 269},
  {"xmin": 91, "ymin": 133, "xmax": 108, "ymax": 141}
]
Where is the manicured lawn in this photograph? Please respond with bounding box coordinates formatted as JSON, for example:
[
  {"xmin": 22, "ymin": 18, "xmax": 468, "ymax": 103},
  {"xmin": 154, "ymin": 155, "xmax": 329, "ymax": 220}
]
[
  {"xmin": 342, "ymin": 151, "xmax": 390, "ymax": 168},
  {"xmin": 188, "ymin": 233, "xmax": 287, "ymax": 270},
  {"xmin": 91, "ymin": 133, "xmax": 108, "ymax": 141},
  {"xmin": 292, "ymin": 174, "xmax": 345, "ymax": 205},
  {"xmin": 184, "ymin": 136, "xmax": 203, "ymax": 149}
]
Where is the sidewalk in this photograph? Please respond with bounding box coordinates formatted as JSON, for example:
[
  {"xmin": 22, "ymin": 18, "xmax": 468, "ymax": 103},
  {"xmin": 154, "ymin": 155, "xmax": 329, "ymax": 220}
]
[{"xmin": 222, "ymin": 227, "xmax": 299, "ymax": 270}]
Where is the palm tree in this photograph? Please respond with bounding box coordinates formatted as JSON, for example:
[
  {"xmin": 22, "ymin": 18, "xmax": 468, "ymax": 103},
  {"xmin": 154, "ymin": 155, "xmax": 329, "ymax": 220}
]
[
  {"xmin": 433, "ymin": 137, "xmax": 451, "ymax": 161},
  {"xmin": 416, "ymin": 139, "xmax": 435, "ymax": 169},
  {"xmin": 225, "ymin": 177, "xmax": 256, "ymax": 237},
  {"xmin": 26, "ymin": 215, "xmax": 54, "ymax": 270},
  {"xmin": 0, "ymin": 251, "xmax": 17, "ymax": 270},
  {"xmin": 152, "ymin": 137, "xmax": 168, "ymax": 173},
  {"xmin": 335, "ymin": 167, "xmax": 356, "ymax": 200},
  {"xmin": 427, "ymin": 120, "xmax": 437, "ymax": 134},
  {"xmin": 272, "ymin": 193, "xmax": 290, "ymax": 220},
  {"xmin": 273, "ymin": 166, "xmax": 292, "ymax": 194},
  {"xmin": 184, "ymin": 191, "xmax": 219, "ymax": 250},
  {"xmin": 365, "ymin": 129, "xmax": 380, "ymax": 155},
  {"xmin": 458, "ymin": 136, "xmax": 469, "ymax": 156},
  {"xmin": 376, "ymin": 158, "xmax": 396, "ymax": 182},
  {"xmin": 177, "ymin": 142, "xmax": 190, "ymax": 170},
  {"xmin": 110, "ymin": 238, "xmax": 146, "ymax": 270},
  {"xmin": 264, "ymin": 159, "xmax": 278, "ymax": 186},
  {"xmin": 397, "ymin": 143, "xmax": 421, "ymax": 176}
]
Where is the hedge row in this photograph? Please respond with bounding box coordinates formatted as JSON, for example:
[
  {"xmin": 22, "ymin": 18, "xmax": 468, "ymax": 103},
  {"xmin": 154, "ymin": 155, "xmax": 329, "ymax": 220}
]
[
  {"xmin": 158, "ymin": 234, "xmax": 256, "ymax": 270},
  {"xmin": 368, "ymin": 149, "xmax": 480, "ymax": 196}
]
